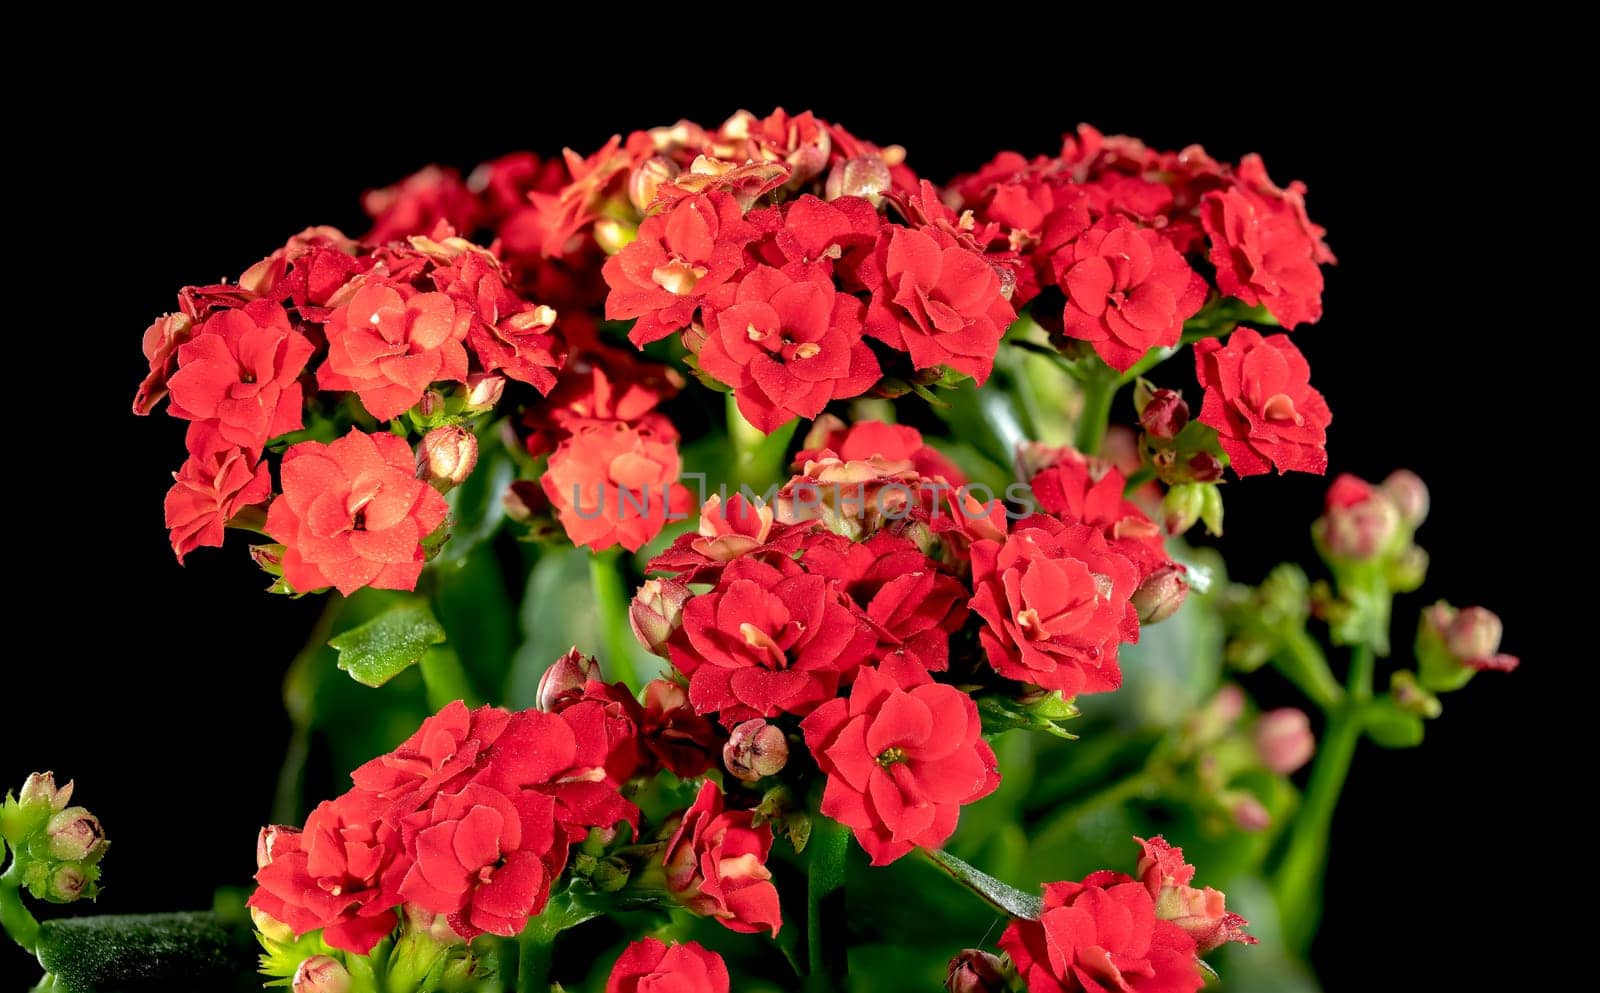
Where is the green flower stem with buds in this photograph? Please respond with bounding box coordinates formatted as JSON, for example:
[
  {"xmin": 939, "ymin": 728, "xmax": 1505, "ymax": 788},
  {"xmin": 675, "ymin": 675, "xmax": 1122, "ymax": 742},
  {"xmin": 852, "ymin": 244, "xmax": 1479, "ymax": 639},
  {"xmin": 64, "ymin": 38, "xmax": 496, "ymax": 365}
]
[
  {"xmin": 589, "ymin": 549, "xmax": 641, "ymax": 692},
  {"xmin": 1274, "ymin": 628, "xmax": 1345, "ymax": 712},
  {"xmin": 805, "ymin": 816, "xmax": 850, "ymax": 992},
  {"xmin": 1, "ymin": 859, "xmax": 40, "ymax": 953},
  {"xmin": 1272, "ymin": 643, "xmax": 1376, "ymax": 954}
]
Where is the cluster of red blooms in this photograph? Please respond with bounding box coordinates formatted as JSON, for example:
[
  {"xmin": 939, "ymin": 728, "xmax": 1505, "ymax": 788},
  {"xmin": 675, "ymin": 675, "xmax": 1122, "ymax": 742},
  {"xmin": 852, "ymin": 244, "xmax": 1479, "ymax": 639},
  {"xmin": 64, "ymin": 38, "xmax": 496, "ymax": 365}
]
[{"xmin": 632, "ymin": 418, "xmax": 1181, "ymax": 864}]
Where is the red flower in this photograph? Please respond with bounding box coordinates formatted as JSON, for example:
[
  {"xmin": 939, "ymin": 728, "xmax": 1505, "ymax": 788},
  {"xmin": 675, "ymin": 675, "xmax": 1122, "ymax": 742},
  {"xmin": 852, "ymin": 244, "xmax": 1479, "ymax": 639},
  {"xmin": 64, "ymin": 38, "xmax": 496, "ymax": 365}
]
[
  {"xmin": 663, "ymin": 781, "xmax": 782, "ymax": 935},
  {"xmin": 864, "ymin": 225, "xmax": 1016, "ymax": 383},
  {"xmin": 1202, "ymin": 155, "xmax": 1331, "ymax": 328},
  {"xmin": 528, "ymin": 136, "xmax": 640, "ymax": 259},
  {"xmin": 363, "ymin": 166, "xmax": 479, "ymax": 243},
  {"xmin": 540, "ymin": 414, "xmax": 688, "ymax": 552},
  {"xmin": 1056, "ymin": 217, "xmax": 1207, "ymax": 372},
  {"xmin": 698, "ymin": 264, "xmax": 881, "ymax": 433},
  {"xmin": 350, "ymin": 700, "xmax": 511, "ymax": 817},
  {"xmin": 1030, "ymin": 455, "xmax": 1170, "ymax": 581},
  {"xmin": 164, "ymin": 436, "xmax": 271, "ymax": 563},
  {"xmin": 645, "ymin": 494, "xmax": 811, "ymax": 585},
  {"xmin": 639, "ymin": 679, "xmax": 722, "ymax": 778},
  {"xmin": 318, "ymin": 280, "xmax": 469, "ymax": 421},
  {"xmin": 545, "ymin": 680, "xmax": 643, "ymax": 785},
  {"xmin": 604, "ymin": 192, "xmax": 755, "ymax": 346},
  {"xmin": 800, "ymin": 533, "xmax": 968, "ymax": 673},
  {"xmin": 606, "ymin": 939, "xmax": 729, "ymax": 993},
  {"xmin": 801, "ymin": 665, "xmax": 998, "ymax": 865},
  {"xmin": 166, "ymin": 300, "xmax": 314, "ymax": 451},
  {"xmin": 248, "ymin": 791, "xmax": 404, "ymax": 954},
  {"xmin": 1135, "ymin": 836, "xmax": 1254, "ymax": 954},
  {"xmin": 672, "ymin": 557, "xmax": 875, "ymax": 725},
  {"xmin": 1193, "ymin": 328, "xmax": 1331, "ymax": 476},
  {"xmin": 798, "ymin": 415, "xmax": 964, "ymax": 483},
  {"xmin": 999, "ymin": 871, "xmax": 1202, "ymax": 993},
  {"xmin": 264, "ymin": 430, "xmax": 449, "ymax": 595},
  {"xmin": 398, "ymin": 781, "xmax": 559, "ymax": 940},
  {"xmin": 968, "ymin": 515, "xmax": 1140, "ymax": 695},
  {"xmin": 433, "ymin": 248, "xmax": 565, "ymax": 393},
  {"xmin": 747, "ymin": 195, "xmax": 881, "ymax": 281},
  {"xmin": 133, "ymin": 312, "xmax": 193, "ymax": 415}
]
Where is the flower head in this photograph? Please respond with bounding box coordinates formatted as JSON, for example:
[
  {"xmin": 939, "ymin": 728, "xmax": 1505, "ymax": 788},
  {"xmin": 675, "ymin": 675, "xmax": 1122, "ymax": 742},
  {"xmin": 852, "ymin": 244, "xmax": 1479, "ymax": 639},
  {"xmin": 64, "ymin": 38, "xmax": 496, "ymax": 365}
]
[
  {"xmin": 1194, "ymin": 328, "xmax": 1331, "ymax": 476},
  {"xmin": 663, "ymin": 781, "xmax": 782, "ymax": 935}
]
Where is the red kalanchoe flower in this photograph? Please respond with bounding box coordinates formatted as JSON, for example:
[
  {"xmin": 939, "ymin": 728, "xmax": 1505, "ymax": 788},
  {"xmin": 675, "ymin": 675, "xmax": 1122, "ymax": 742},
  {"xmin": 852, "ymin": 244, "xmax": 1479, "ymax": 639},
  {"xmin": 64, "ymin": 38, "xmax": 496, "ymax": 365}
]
[
  {"xmin": 999, "ymin": 870, "xmax": 1203, "ymax": 993},
  {"xmin": 133, "ymin": 312, "xmax": 194, "ymax": 415},
  {"xmin": 801, "ymin": 665, "xmax": 999, "ymax": 865},
  {"xmin": 547, "ymin": 681, "xmax": 643, "ymax": 785},
  {"xmin": 1193, "ymin": 328, "xmax": 1331, "ymax": 476},
  {"xmin": 164, "ymin": 436, "xmax": 271, "ymax": 563},
  {"xmin": 1030, "ymin": 455, "xmax": 1170, "ymax": 581},
  {"xmin": 264, "ymin": 430, "xmax": 449, "ymax": 595},
  {"xmin": 433, "ymin": 247, "xmax": 564, "ymax": 393},
  {"xmin": 248, "ymin": 791, "xmax": 405, "ymax": 954},
  {"xmin": 363, "ymin": 165, "xmax": 480, "ymax": 243},
  {"xmin": 1056, "ymin": 216, "xmax": 1207, "ymax": 372},
  {"xmin": 798, "ymin": 415, "xmax": 964, "ymax": 483},
  {"xmin": 350, "ymin": 701, "xmax": 511, "ymax": 817},
  {"xmin": 672, "ymin": 557, "xmax": 875, "ymax": 725},
  {"xmin": 540, "ymin": 414, "xmax": 689, "ymax": 552},
  {"xmin": 397, "ymin": 781, "xmax": 559, "ymax": 940},
  {"xmin": 663, "ymin": 781, "xmax": 782, "ymax": 936},
  {"xmin": 969, "ymin": 515, "xmax": 1140, "ymax": 696},
  {"xmin": 747, "ymin": 194, "xmax": 881, "ymax": 280},
  {"xmin": 639, "ymin": 679, "xmax": 722, "ymax": 778},
  {"xmin": 645, "ymin": 494, "xmax": 811, "ymax": 585},
  {"xmin": 864, "ymin": 225, "xmax": 1016, "ymax": 383},
  {"xmin": 1202, "ymin": 155, "xmax": 1331, "ymax": 328},
  {"xmin": 1135, "ymin": 835, "xmax": 1255, "ymax": 954},
  {"xmin": 606, "ymin": 938, "xmax": 729, "ymax": 993},
  {"xmin": 604, "ymin": 191, "xmax": 755, "ymax": 346},
  {"xmin": 318, "ymin": 280, "xmax": 469, "ymax": 421},
  {"xmin": 166, "ymin": 300, "xmax": 314, "ymax": 451},
  {"xmin": 698, "ymin": 264, "xmax": 881, "ymax": 433}
]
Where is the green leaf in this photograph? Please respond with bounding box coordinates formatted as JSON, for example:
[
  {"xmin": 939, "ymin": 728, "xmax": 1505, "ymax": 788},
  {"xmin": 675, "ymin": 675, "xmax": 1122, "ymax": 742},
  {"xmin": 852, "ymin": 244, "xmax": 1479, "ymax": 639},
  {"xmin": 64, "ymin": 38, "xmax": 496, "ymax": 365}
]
[
  {"xmin": 329, "ymin": 600, "xmax": 447, "ymax": 688},
  {"xmin": 35, "ymin": 912, "xmax": 259, "ymax": 993},
  {"xmin": 1364, "ymin": 698, "xmax": 1426, "ymax": 748},
  {"xmin": 922, "ymin": 848, "xmax": 1042, "ymax": 920}
]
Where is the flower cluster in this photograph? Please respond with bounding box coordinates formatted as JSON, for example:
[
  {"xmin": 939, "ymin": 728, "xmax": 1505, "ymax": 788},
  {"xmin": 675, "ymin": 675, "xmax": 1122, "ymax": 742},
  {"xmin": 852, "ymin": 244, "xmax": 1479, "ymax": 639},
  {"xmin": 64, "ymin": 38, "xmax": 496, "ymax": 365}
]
[
  {"xmin": 950, "ymin": 126, "xmax": 1333, "ymax": 371},
  {"xmin": 248, "ymin": 699, "xmax": 638, "ymax": 951},
  {"xmin": 136, "ymin": 224, "xmax": 563, "ymax": 586}
]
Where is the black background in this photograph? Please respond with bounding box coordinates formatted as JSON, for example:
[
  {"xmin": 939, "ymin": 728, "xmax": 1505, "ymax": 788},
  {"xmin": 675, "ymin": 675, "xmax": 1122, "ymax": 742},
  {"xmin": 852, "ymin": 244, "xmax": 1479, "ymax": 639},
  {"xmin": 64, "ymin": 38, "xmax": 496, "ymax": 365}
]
[{"xmin": 8, "ymin": 75, "xmax": 1547, "ymax": 989}]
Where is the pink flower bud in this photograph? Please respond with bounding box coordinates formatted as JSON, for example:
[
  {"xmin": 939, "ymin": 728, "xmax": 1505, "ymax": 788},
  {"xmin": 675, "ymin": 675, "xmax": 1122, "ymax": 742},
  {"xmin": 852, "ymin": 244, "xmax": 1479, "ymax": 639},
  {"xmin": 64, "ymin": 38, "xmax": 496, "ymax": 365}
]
[
  {"xmin": 945, "ymin": 949, "xmax": 1009, "ymax": 993},
  {"xmin": 1318, "ymin": 474, "xmax": 1401, "ymax": 560},
  {"xmin": 463, "ymin": 373, "xmax": 506, "ymax": 412},
  {"xmin": 46, "ymin": 807, "xmax": 106, "ymax": 861},
  {"xmin": 1381, "ymin": 470, "xmax": 1429, "ymax": 528},
  {"xmin": 630, "ymin": 579, "xmax": 691, "ymax": 657},
  {"xmin": 1139, "ymin": 389, "xmax": 1190, "ymax": 441},
  {"xmin": 292, "ymin": 955, "xmax": 351, "ymax": 993},
  {"xmin": 416, "ymin": 426, "xmax": 478, "ymax": 491},
  {"xmin": 1132, "ymin": 565, "xmax": 1189, "ymax": 625},
  {"xmin": 537, "ymin": 648, "xmax": 602, "ymax": 712},
  {"xmin": 628, "ymin": 155, "xmax": 681, "ymax": 212},
  {"xmin": 1186, "ymin": 451, "xmax": 1224, "ymax": 484},
  {"xmin": 1254, "ymin": 709, "xmax": 1314, "ymax": 774},
  {"xmin": 824, "ymin": 155, "xmax": 893, "ymax": 207},
  {"xmin": 19, "ymin": 771, "xmax": 72, "ymax": 812},
  {"xmin": 251, "ymin": 906, "xmax": 295, "ymax": 945},
  {"xmin": 1444, "ymin": 606, "xmax": 1503, "ymax": 663},
  {"xmin": 416, "ymin": 389, "xmax": 446, "ymax": 417},
  {"xmin": 1229, "ymin": 793, "xmax": 1271, "ymax": 832},
  {"xmin": 403, "ymin": 903, "xmax": 467, "ymax": 946},
  {"xmin": 723, "ymin": 719, "xmax": 790, "ymax": 782},
  {"xmin": 48, "ymin": 865, "xmax": 88, "ymax": 901}
]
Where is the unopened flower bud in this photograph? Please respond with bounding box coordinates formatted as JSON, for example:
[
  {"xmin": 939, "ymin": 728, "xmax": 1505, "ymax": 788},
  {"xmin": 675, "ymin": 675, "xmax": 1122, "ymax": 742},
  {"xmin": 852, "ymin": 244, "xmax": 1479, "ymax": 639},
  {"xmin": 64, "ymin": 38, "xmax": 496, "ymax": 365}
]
[
  {"xmin": 593, "ymin": 217, "xmax": 637, "ymax": 255},
  {"xmin": 1254, "ymin": 709, "xmax": 1314, "ymax": 775},
  {"xmin": 945, "ymin": 949, "xmax": 1009, "ymax": 993},
  {"xmin": 1390, "ymin": 671, "xmax": 1442, "ymax": 719},
  {"xmin": 416, "ymin": 426, "xmax": 478, "ymax": 491},
  {"xmin": 1317, "ymin": 474, "xmax": 1400, "ymax": 561},
  {"xmin": 503, "ymin": 480, "xmax": 548, "ymax": 524},
  {"xmin": 1187, "ymin": 451, "xmax": 1224, "ymax": 484},
  {"xmin": 1445, "ymin": 606, "xmax": 1502, "ymax": 661},
  {"xmin": 724, "ymin": 719, "xmax": 790, "ymax": 782},
  {"xmin": 47, "ymin": 807, "xmax": 106, "ymax": 861},
  {"xmin": 292, "ymin": 955, "xmax": 351, "ymax": 993},
  {"xmin": 630, "ymin": 579, "xmax": 691, "ymax": 657},
  {"xmin": 1228, "ymin": 793, "xmax": 1271, "ymax": 832},
  {"xmin": 628, "ymin": 156, "xmax": 681, "ymax": 212},
  {"xmin": 416, "ymin": 389, "xmax": 446, "ymax": 418},
  {"xmin": 824, "ymin": 155, "xmax": 893, "ymax": 207},
  {"xmin": 462, "ymin": 373, "xmax": 506, "ymax": 412},
  {"xmin": 256, "ymin": 824, "xmax": 299, "ymax": 869},
  {"xmin": 590, "ymin": 855, "xmax": 632, "ymax": 893},
  {"xmin": 1381, "ymin": 469, "xmax": 1429, "ymax": 528},
  {"xmin": 47, "ymin": 865, "xmax": 88, "ymax": 901},
  {"xmin": 537, "ymin": 648, "xmax": 602, "ymax": 712},
  {"xmin": 403, "ymin": 903, "xmax": 467, "ymax": 947},
  {"xmin": 1140, "ymin": 389, "xmax": 1189, "ymax": 441},
  {"xmin": 1133, "ymin": 565, "xmax": 1189, "ymax": 625},
  {"xmin": 19, "ymin": 772, "xmax": 72, "ymax": 812},
  {"xmin": 1188, "ymin": 684, "xmax": 1245, "ymax": 746},
  {"xmin": 1416, "ymin": 602, "xmax": 1519, "ymax": 692},
  {"xmin": 251, "ymin": 906, "xmax": 296, "ymax": 945},
  {"xmin": 1163, "ymin": 483, "xmax": 1206, "ymax": 536}
]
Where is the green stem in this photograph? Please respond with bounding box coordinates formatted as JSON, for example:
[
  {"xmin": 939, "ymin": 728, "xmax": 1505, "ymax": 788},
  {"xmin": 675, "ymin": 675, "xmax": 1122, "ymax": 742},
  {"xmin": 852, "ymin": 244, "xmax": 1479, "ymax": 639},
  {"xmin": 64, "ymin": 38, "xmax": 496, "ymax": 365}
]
[
  {"xmin": 805, "ymin": 817, "xmax": 850, "ymax": 992},
  {"xmin": 588, "ymin": 549, "xmax": 640, "ymax": 691},
  {"xmin": 1116, "ymin": 346, "xmax": 1176, "ymax": 385},
  {"xmin": 419, "ymin": 645, "xmax": 477, "ymax": 710},
  {"xmin": 1, "ymin": 860, "xmax": 40, "ymax": 954},
  {"xmin": 1272, "ymin": 645, "xmax": 1375, "ymax": 953},
  {"xmin": 1123, "ymin": 466, "xmax": 1156, "ymax": 491},
  {"xmin": 516, "ymin": 913, "xmax": 560, "ymax": 993},
  {"xmin": 1073, "ymin": 369, "xmax": 1117, "ymax": 456},
  {"xmin": 1273, "ymin": 628, "xmax": 1346, "ymax": 712}
]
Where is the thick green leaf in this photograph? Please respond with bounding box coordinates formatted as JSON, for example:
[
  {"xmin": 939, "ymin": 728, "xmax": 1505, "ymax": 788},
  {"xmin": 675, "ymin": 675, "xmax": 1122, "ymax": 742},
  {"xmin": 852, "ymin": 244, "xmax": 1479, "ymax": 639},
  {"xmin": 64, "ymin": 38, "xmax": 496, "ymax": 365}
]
[
  {"xmin": 35, "ymin": 912, "xmax": 258, "ymax": 993},
  {"xmin": 923, "ymin": 848, "xmax": 1042, "ymax": 920},
  {"xmin": 329, "ymin": 600, "xmax": 447, "ymax": 688}
]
